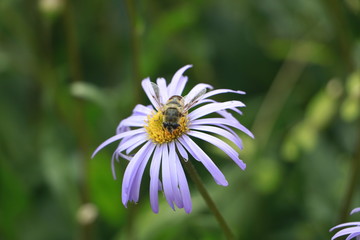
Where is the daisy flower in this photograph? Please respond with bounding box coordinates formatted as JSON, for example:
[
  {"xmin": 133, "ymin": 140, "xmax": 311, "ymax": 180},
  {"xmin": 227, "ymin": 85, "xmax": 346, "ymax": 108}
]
[
  {"xmin": 92, "ymin": 65, "xmax": 253, "ymax": 213},
  {"xmin": 330, "ymin": 207, "xmax": 360, "ymax": 240}
]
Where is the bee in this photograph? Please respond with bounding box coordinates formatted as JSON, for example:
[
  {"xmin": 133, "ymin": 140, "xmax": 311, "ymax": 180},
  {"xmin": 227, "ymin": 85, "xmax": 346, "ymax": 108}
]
[
  {"xmin": 150, "ymin": 82, "xmax": 207, "ymax": 133},
  {"xmin": 162, "ymin": 95, "xmax": 185, "ymax": 132}
]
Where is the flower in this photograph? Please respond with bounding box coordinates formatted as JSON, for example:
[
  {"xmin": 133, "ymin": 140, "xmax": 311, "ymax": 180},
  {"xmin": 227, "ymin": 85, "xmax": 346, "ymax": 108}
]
[
  {"xmin": 92, "ymin": 65, "xmax": 253, "ymax": 213},
  {"xmin": 330, "ymin": 207, "xmax": 360, "ymax": 240}
]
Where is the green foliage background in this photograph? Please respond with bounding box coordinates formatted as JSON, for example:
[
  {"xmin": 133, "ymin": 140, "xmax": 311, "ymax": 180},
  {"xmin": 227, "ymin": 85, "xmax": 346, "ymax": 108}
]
[{"xmin": 0, "ymin": 0, "xmax": 359, "ymax": 239}]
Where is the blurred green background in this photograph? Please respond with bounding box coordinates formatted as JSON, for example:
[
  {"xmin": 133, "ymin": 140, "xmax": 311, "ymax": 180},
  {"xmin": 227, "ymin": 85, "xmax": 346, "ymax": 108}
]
[{"xmin": 1, "ymin": 0, "xmax": 360, "ymax": 239}]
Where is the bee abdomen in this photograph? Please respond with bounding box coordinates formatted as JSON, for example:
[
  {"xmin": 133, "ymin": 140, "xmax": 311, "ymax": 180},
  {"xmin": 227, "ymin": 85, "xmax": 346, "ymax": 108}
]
[
  {"xmin": 164, "ymin": 108, "xmax": 180, "ymax": 119},
  {"xmin": 163, "ymin": 122, "xmax": 180, "ymax": 130},
  {"xmin": 163, "ymin": 107, "xmax": 182, "ymax": 132}
]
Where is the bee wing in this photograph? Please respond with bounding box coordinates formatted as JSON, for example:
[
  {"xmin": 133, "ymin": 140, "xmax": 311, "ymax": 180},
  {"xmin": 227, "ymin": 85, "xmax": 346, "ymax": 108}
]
[
  {"xmin": 183, "ymin": 88, "xmax": 207, "ymax": 111},
  {"xmin": 151, "ymin": 82, "xmax": 163, "ymax": 108}
]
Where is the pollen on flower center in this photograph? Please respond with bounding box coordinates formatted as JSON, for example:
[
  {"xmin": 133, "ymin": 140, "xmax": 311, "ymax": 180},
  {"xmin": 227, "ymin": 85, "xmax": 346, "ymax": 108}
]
[{"xmin": 145, "ymin": 111, "xmax": 189, "ymax": 144}]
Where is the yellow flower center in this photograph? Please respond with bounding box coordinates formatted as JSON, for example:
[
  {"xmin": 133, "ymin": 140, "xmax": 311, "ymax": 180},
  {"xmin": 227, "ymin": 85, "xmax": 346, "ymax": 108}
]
[{"xmin": 145, "ymin": 111, "xmax": 189, "ymax": 144}]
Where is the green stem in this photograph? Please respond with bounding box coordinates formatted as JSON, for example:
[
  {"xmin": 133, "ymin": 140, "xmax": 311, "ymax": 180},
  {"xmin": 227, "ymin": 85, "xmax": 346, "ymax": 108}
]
[{"xmin": 181, "ymin": 159, "xmax": 235, "ymax": 240}]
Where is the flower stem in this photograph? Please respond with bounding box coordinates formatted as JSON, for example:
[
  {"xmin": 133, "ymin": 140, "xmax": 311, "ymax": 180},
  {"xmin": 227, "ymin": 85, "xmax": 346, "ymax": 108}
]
[{"xmin": 181, "ymin": 159, "xmax": 235, "ymax": 240}]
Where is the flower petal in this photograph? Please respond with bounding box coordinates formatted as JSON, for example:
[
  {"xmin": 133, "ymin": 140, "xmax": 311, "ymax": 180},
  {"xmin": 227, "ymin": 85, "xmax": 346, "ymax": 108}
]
[
  {"xmin": 178, "ymin": 135, "xmax": 228, "ymax": 186},
  {"xmin": 215, "ymin": 124, "xmax": 244, "ymax": 149},
  {"xmin": 161, "ymin": 144, "xmax": 175, "ymax": 209},
  {"xmin": 191, "ymin": 117, "xmax": 254, "ymax": 139},
  {"xmin": 204, "ymin": 88, "xmax": 245, "ymax": 98},
  {"xmin": 111, "ymin": 151, "xmax": 119, "ymax": 179},
  {"xmin": 184, "ymin": 83, "xmax": 213, "ymax": 105},
  {"xmin": 132, "ymin": 104, "xmax": 153, "ymax": 116},
  {"xmin": 118, "ymin": 115, "xmax": 146, "ymax": 128},
  {"xmin": 149, "ymin": 145, "xmax": 162, "ymax": 213},
  {"xmin": 115, "ymin": 152, "xmax": 133, "ymax": 161},
  {"xmin": 141, "ymin": 77, "xmax": 161, "ymax": 110},
  {"xmin": 191, "ymin": 111, "xmax": 254, "ymax": 138},
  {"xmin": 194, "ymin": 99, "xmax": 244, "ymax": 115},
  {"xmin": 194, "ymin": 98, "xmax": 215, "ymax": 106},
  {"xmin": 125, "ymin": 136, "xmax": 149, "ymax": 155},
  {"xmin": 331, "ymin": 227, "xmax": 360, "ymax": 240},
  {"xmin": 168, "ymin": 65, "xmax": 192, "ymax": 96},
  {"xmin": 122, "ymin": 141, "xmax": 153, "ymax": 206},
  {"xmin": 117, "ymin": 133, "xmax": 148, "ymax": 154},
  {"xmin": 330, "ymin": 222, "xmax": 360, "ymax": 231},
  {"xmin": 351, "ymin": 208, "xmax": 360, "ymax": 215},
  {"xmin": 169, "ymin": 141, "xmax": 183, "ymax": 209},
  {"xmin": 156, "ymin": 77, "xmax": 168, "ymax": 103},
  {"xmin": 188, "ymin": 101, "xmax": 245, "ymax": 121},
  {"xmin": 92, "ymin": 128, "xmax": 146, "ymax": 158},
  {"xmin": 175, "ymin": 154, "xmax": 192, "ymax": 213},
  {"xmin": 128, "ymin": 143, "xmax": 155, "ymax": 202},
  {"xmin": 194, "ymin": 89, "xmax": 245, "ymax": 107},
  {"xmin": 189, "ymin": 125, "xmax": 243, "ymax": 150},
  {"xmin": 175, "ymin": 141, "xmax": 188, "ymax": 161},
  {"xmin": 188, "ymin": 130, "xmax": 246, "ymax": 170},
  {"xmin": 346, "ymin": 232, "xmax": 360, "ymax": 240},
  {"xmin": 176, "ymin": 76, "xmax": 188, "ymax": 96}
]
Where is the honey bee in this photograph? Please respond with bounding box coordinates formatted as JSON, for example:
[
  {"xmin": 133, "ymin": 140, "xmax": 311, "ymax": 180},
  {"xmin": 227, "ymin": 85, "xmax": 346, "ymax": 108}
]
[{"xmin": 151, "ymin": 82, "xmax": 206, "ymax": 133}]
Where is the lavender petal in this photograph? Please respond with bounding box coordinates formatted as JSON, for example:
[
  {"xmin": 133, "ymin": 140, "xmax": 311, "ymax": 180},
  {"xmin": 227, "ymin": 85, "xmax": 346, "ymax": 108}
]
[
  {"xmin": 132, "ymin": 104, "xmax": 153, "ymax": 115},
  {"xmin": 176, "ymin": 76, "xmax": 188, "ymax": 96},
  {"xmin": 330, "ymin": 222, "xmax": 360, "ymax": 231},
  {"xmin": 346, "ymin": 232, "xmax": 360, "ymax": 240},
  {"xmin": 169, "ymin": 142, "xmax": 183, "ymax": 208},
  {"xmin": 111, "ymin": 151, "xmax": 119, "ymax": 179},
  {"xmin": 118, "ymin": 115, "xmax": 146, "ymax": 128},
  {"xmin": 149, "ymin": 146, "xmax": 162, "ymax": 213},
  {"xmin": 125, "ymin": 136, "xmax": 149, "ymax": 155},
  {"xmin": 351, "ymin": 208, "xmax": 360, "ymax": 215},
  {"xmin": 156, "ymin": 77, "xmax": 168, "ymax": 103},
  {"xmin": 331, "ymin": 227, "xmax": 360, "ymax": 240},
  {"xmin": 141, "ymin": 77, "xmax": 161, "ymax": 110},
  {"xmin": 189, "ymin": 125, "xmax": 243, "ymax": 150},
  {"xmin": 168, "ymin": 65, "xmax": 192, "ymax": 96},
  {"xmin": 215, "ymin": 123, "xmax": 244, "ymax": 149},
  {"xmin": 178, "ymin": 135, "xmax": 228, "ymax": 186},
  {"xmin": 188, "ymin": 130, "xmax": 246, "ymax": 170},
  {"xmin": 116, "ymin": 152, "xmax": 132, "ymax": 161},
  {"xmin": 175, "ymin": 156, "xmax": 192, "ymax": 213},
  {"xmin": 188, "ymin": 101, "xmax": 245, "ymax": 121},
  {"xmin": 191, "ymin": 117, "xmax": 254, "ymax": 139},
  {"xmin": 92, "ymin": 128, "xmax": 146, "ymax": 158},
  {"xmin": 161, "ymin": 144, "xmax": 175, "ymax": 209},
  {"xmin": 194, "ymin": 89, "xmax": 245, "ymax": 107},
  {"xmin": 175, "ymin": 141, "xmax": 189, "ymax": 161},
  {"xmin": 184, "ymin": 83, "xmax": 213, "ymax": 105},
  {"xmin": 128, "ymin": 143, "xmax": 155, "ymax": 202},
  {"xmin": 122, "ymin": 141, "xmax": 153, "ymax": 206},
  {"xmin": 117, "ymin": 133, "xmax": 148, "ymax": 153}
]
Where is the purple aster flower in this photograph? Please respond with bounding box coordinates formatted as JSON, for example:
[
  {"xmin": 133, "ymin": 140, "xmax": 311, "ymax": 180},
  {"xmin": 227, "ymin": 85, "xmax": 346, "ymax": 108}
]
[
  {"xmin": 92, "ymin": 65, "xmax": 253, "ymax": 213},
  {"xmin": 330, "ymin": 207, "xmax": 360, "ymax": 240}
]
